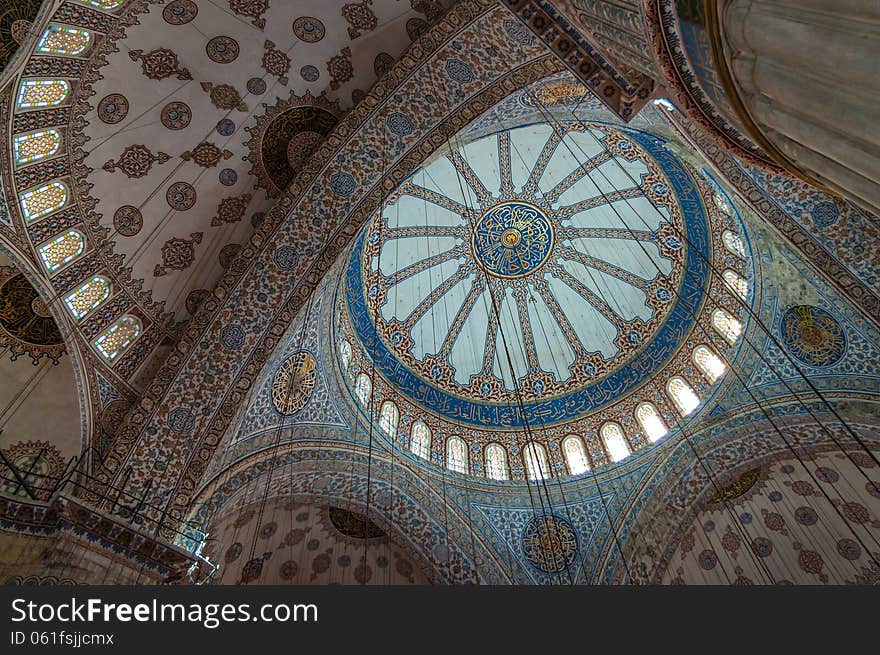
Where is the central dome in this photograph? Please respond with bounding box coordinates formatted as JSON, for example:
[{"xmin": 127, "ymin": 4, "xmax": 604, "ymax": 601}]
[{"xmin": 345, "ymin": 121, "xmax": 712, "ymax": 428}]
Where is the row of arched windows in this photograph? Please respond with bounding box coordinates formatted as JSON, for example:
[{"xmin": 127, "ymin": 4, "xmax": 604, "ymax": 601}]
[{"xmin": 343, "ymin": 314, "xmax": 742, "ymax": 478}]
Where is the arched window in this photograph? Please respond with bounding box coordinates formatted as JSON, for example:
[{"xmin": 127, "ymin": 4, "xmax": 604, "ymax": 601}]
[
  {"xmin": 693, "ymin": 345, "xmax": 726, "ymax": 383},
  {"xmin": 723, "ymin": 269, "xmax": 748, "ymax": 300},
  {"xmin": 562, "ymin": 436, "xmax": 589, "ymax": 475},
  {"xmin": 378, "ymin": 400, "xmax": 399, "ymax": 437},
  {"xmin": 20, "ymin": 182, "xmax": 68, "ymax": 221},
  {"xmin": 410, "ymin": 420, "xmax": 431, "ymax": 460},
  {"xmin": 13, "ymin": 130, "xmax": 61, "ymax": 165},
  {"xmin": 339, "ymin": 339, "xmax": 352, "ymax": 370},
  {"xmin": 485, "ymin": 443, "xmax": 508, "ymax": 481},
  {"xmin": 722, "ymin": 230, "xmax": 746, "ymax": 259},
  {"xmin": 714, "ymin": 192, "xmax": 733, "ymax": 216},
  {"xmin": 667, "ymin": 376, "xmax": 700, "ymax": 416},
  {"xmin": 17, "ymin": 80, "xmax": 71, "ymax": 109},
  {"xmin": 36, "ymin": 26, "xmax": 92, "ymax": 56},
  {"xmin": 712, "ymin": 308, "xmax": 742, "ymax": 344},
  {"xmin": 64, "ymin": 276, "xmax": 111, "ymax": 320},
  {"xmin": 601, "ymin": 423, "xmax": 630, "ymax": 462},
  {"xmin": 84, "ymin": 0, "xmax": 125, "ymax": 8},
  {"xmin": 446, "ymin": 437, "xmax": 468, "ymax": 474},
  {"xmin": 38, "ymin": 230, "xmax": 84, "ymax": 273},
  {"xmin": 636, "ymin": 403, "xmax": 668, "ymax": 443},
  {"xmin": 523, "ymin": 442, "xmax": 550, "ymax": 481},
  {"xmin": 354, "ymin": 373, "xmax": 371, "ymax": 406},
  {"xmin": 94, "ymin": 315, "xmax": 141, "ymax": 362}
]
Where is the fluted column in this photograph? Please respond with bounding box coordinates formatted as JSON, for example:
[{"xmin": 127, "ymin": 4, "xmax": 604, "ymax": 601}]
[{"xmin": 718, "ymin": 0, "xmax": 880, "ymax": 215}]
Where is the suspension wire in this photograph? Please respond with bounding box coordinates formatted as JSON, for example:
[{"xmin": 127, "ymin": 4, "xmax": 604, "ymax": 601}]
[
  {"xmin": 577, "ymin": 117, "xmax": 880, "ymax": 560},
  {"xmin": 425, "ymin": 64, "xmax": 560, "ymax": 584},
  {"xmin": 443, "ymin": 118, "xmax": 567, "ymax": 585},
  {"xmin": 488, "ymin": 115, "xmax": 624, "ymax": 584},
  {"xmin": 535, "ymin": 91, "xmax": 880, "ymax": 567},
  {"xmin": 621, "ymin": 106, "xmax": 880, "ymax": 472},
  {"xmin": 523, "ymin": 92, "xmax": 780, "ymax": 582}
]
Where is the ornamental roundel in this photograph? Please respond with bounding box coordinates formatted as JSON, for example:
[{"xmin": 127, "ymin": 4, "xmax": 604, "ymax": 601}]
[
  {"xmin": 0, "ymin": 267, "xmax": 64, "ymax": 363},
  {"xmin": 521, "ymin": 515, "xmax": 579, "ymax": 574},
  {"xmin": 163, "ymin": 0, "xmax": 198, "ymax": 25},
  {"xmin": 166, "ymin": 181, "xmax": 196, "ymax": 210},
  {"xmin": 292, "ymin": 16, "xmax": 325, "ymax": 43},
  {"xmin": 272, "ymin": 351, "xmax": 318, "ymax": 415},
  {"xmin": 780, "ymin": 305, "xmax": 846, "ymax": 367},
  {"xmin": 206, "ymin": 36, "xmax": 239, "ymax": 64},
  {"xmin": 97, "ymin": 93, "xmax": 128, "ymax": 124},
  {"xmin": 160, "ymin": 101, "xmax": 191, "ymax": 130},
  {"xmin": 246, "ymin": 77, "xmax": 266, "ymax": 95},
  {"xmin": 471, "ymin": 202, "xmax": 554, "ymax": 278},
  {"xmin": 113, "ymin": 205, "xmax": 143, "ymax": 236}
]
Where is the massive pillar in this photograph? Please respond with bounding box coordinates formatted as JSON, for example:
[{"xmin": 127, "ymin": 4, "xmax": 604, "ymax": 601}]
[{"xmin": 717, "ymin": 0, "xmax": 880, "ymax": 215}]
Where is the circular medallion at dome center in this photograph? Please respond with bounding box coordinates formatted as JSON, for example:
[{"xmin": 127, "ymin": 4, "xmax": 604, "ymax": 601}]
[{"xmin": 471, "ymin": 202, "xmax": 554, "ymax": 278}]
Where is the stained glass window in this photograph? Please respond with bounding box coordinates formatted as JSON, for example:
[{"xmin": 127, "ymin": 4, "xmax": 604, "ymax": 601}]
[
  {"xmin": 20, "ymin": 182, "xmax": 68, "ymax": 221},
  {"xmin": 64, "ymin": 276, "xmax": 110, "ymax": 320},
  {"xmin": 693, "ymin": 345, "xmax": 726, "ymax": 383},
  {"xmin": 84, "ymin": 0, "xmax": 125, "ymax": 8},
  {"xmin": 38, "ymin": 230, "xmax": 84, "ymax": 273},
  {"xmin": 712, "ymin": 308, "xmax": 742, "ymax": 344},
  {"xmin": 94, "ymin": 315, "xmax": 141, "ymax": 362},
  {"xmin": 13, "ymin": 130, "xmax": 62, "ymax": 165},
  {"xmin": 340, "ymin": 339, "xmax": 352, "ymax": 370},
  {"xmin": 636, "ymin": 403, "xmax": 668, "ymax": 443},
  {"xmin": 17, "ymin": 80, "xmax": 71, "ymax": 109},
  {"xmin": 601, "ymin": 423, "xmax": 630, "ymax": 462},
  {"xmin": 36, "ymin": 26, "xmax": 92, "ymax": 56},
  {"xmin": 355, "ymin": 373, "xmax": 371, "ymax": 406},
  {"xmin": 446, "ymin": 437, "xmax": 468, "ymax": 474},
  {"xmin": 714, "ymin": 192, "xmax": 733, "ymax": 216},
  {"xmin": 723, "ymin": 269, "xmax": 748, "ymax": 300},
  {"xmin": 668, "ymin": 377, "xmax": 700, "ymax": 416},
  {"xmin": 524, "ymin": 442, "xmax": 549, "ymax": 481},
  {"xmin": 562, "ymin": 436, "xmax": 589, "ymax": 475},
  {"xmin": 722, "ymin": 230, "xmax": 746, "ymax": 259},
  {"xmin": 378, "ymin": 401, "xmax": 399, "ymax": 436},
  {"xmin": 410, "ymin": 420, "xmax": 431, "ymax": 460},
  {"xmin": 485, "ymin": 443, "xmax": 508, "ymax": 480}
]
